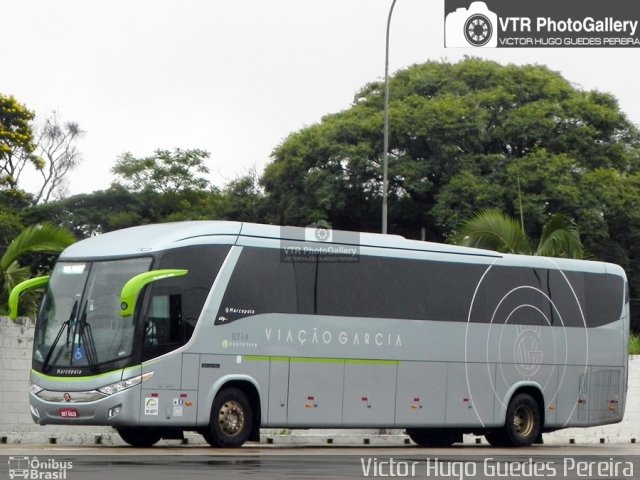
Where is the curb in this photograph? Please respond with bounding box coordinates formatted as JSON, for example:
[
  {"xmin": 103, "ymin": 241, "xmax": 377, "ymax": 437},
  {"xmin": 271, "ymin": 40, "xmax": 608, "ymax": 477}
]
[{"xmin": 1, "ymin": 430, "xmax": 638, "ymax": 447}]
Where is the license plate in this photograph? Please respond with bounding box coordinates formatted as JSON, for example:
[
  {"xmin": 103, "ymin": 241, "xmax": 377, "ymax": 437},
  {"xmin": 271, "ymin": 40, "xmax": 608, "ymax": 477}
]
[{"xmin": 59, "ymin": 408, "xmax": 79, "ymax": 418}]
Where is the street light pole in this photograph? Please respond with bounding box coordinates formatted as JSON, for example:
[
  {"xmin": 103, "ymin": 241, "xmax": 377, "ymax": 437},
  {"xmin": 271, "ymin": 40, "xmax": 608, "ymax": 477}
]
[{"xmin": 382, "ymin": 0, "xmax": 397, "ymax": 234}]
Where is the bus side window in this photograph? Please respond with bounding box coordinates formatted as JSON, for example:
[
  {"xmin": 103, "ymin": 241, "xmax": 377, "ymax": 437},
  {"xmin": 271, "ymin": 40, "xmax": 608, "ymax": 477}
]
[
  {"xmin": 143, "ymin": 294, "xmax": 184, "ymax": 355},
  {"xmin": 215, "ymin": 247, "xmax": 297, "ymax": 324}
]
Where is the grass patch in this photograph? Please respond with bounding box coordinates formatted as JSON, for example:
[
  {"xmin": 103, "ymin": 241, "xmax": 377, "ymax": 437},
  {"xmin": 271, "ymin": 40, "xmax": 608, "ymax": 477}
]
[{"xmin": 630, "ymin": 334, "xmax": 640, "ymax": 355}]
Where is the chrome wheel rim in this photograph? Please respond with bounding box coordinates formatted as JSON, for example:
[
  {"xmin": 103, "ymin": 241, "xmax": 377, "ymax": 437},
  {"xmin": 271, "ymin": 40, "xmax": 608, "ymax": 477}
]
[
  {"xmin": 513, "ymin": 404, "xmax": 534, "ymax": 437},
  {"xmin": 218, "ymin": 400, "xmax": 245, "ymax": 436}
]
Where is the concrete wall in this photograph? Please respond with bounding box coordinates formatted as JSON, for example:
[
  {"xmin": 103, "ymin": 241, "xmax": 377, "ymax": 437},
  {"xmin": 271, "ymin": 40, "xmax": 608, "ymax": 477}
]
[
  {"xmin": 0, "ymin": 316, "xmax": 111, "ymax": 444},
  {"xmin": 1, "ymin": 317, "xmax": 37, "ymax": 432},
  {"xmin": 1, "ymin": 316, "xmax": 637, "ymax": 445}
]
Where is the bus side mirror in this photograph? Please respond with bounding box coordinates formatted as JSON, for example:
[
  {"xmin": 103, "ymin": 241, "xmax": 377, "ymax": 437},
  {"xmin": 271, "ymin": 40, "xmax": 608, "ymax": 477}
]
[
  {"xmin": 8, "ymin": 276, "xmax": 50, "ymax": 320},
  {"xmin": 119, "ymin": 269, "xmax": 188, "ymax": 317}
]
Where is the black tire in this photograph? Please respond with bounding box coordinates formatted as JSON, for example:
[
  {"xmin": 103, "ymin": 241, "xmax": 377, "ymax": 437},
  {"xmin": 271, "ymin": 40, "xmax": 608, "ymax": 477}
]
[
  {"xmin": 406, "ymin": 428, "xmax": 460, "ymax": 447},
  {"xmin": 493, "ymin": 393, "xmax": 541, "ymax": 447},
  {"xmin": 203, "ymin": 388, "xmax": 253, "ymax": 448},
  {"xmin": 484, "ymin": 430, "xmax": 509, "ymax": 447},
  {"xmin": 116, "ymin": 426, "xmax": 163, "ymax": 447}
]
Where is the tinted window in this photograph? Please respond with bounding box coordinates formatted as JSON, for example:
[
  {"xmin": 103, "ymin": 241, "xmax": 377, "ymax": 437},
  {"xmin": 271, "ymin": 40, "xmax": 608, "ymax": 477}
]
[
  {"xmin": 216, "ymin": 247, "xmax": 297, "ymax": 325},
  {"xmin": 584, "ymin": 273, "xmax": 624, "ymax": 327},
  {"xmin": 142, "ymin": 245, "xmax": 229, "ymax": 360},
  {"xmin": 216, "ymin": 247, "xmax": 624, "ymax": 329},
  {"xmin": 314, "ymin": 256, "xmax": 485, "ymax": 322},
  {"xmin": 465, "ymin": 267, "xmax": 623, "ymax": 328}
]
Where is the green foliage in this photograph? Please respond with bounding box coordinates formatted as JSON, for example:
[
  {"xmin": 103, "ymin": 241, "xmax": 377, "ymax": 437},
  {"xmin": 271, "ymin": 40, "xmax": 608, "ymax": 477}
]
[
  {"xmin": 216, "ymin": 168, "xmax": 267, "ymax": 222},
  {"xmin": 1, "ymin": 223, "xmax": 76, "ymax": 272},
  {"xmin": 452, "ymin": 209, "xmax": 583, "ymax": 259},
  {"xmin": 23, "ymin": 187, "xmax": 143, "ymax": 237},
  {"xmin": 536, "ymin": 214, "xmax": 583, "ymax": 259},
  {"xmin": 262, "ymin": 58, "xmax": 640, "ymax": 238},
  {"xmin": 112, "ymin": 148, "xmax": 211, "ymax": 194},
  {"xmin": 452, "ymin": 209, "xmax": 531, "ymax": 254},
  {"xmin": 630, "ymin": 334, "xmax": 640, "ymax": 355},
  {"xmin": 24, "ymin": 172, "xmax": 268, "ymax": 238},
  {"xmin": 0, "ymin": 94, "xmax": 39, "ymax": 190},
  {"xmin": 1, "ymin": 223, "xmax": 76, "ymax": 315}
]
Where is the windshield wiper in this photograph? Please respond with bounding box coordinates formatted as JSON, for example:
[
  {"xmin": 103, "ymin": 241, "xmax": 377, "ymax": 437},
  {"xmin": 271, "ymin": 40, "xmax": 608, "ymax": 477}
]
[
  {"xmin": 77, "ymin": 301, "xmax": 98, "ymax": 372},
  {"xmin": 42, "ymin": 301, "xmax": 77, "ymax": 373}
]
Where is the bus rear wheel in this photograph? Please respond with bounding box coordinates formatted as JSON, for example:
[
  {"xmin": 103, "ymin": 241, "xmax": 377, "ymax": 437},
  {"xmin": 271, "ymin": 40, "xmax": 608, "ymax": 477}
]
[
  {"xmin": 487, "ymin": 393, "xmax": 541, "ymax": 447},
  {"xmin": 406, "ymin": 428, "xmax": 461, "ymax": 447},
  {"xmin": 203, "ymin": 387, "xmax": 253, "ymax": 448},
  {"xmin": 116, "ymin": 427, "xmax": 163, "ymax": 447}
]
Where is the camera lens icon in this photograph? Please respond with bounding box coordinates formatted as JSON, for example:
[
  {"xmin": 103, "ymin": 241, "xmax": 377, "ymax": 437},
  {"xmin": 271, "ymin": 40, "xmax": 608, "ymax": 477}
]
[
  {"xmin": 305, "ymin": 220, "xmax": 333, "ymax": 243},
  {"xmin": 445, "ymin": 2, "xmax": 497, "ymax": 48},
  {"xmin": 465, "ymin": 14, "xmax": 492, "ymax": 46},
  {"xmin": 315, "ymin": 225, "xmax": 330, "ymax": 242}
]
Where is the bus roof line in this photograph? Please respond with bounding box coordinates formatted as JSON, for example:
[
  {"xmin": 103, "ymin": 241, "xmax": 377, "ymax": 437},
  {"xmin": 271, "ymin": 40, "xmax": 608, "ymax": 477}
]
[{"xmin": 234, "ymin": 233, "xmax": 502, "ymax": 259}]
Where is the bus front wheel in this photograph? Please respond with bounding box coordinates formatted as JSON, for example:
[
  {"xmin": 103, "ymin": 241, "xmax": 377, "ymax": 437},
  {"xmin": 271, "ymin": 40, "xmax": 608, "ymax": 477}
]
[
  {"xmin": 116, "ymin": 427, "xmax": 163, "ymax": 447},
  {"xmin": 203, "ymin": 387, "xmax": 253, "ymax": 448}
]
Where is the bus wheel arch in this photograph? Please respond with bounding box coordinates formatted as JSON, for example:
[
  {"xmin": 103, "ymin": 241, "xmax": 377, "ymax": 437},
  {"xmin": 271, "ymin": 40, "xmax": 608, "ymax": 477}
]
[{"xmin": 202, "ymin": 380, "xmax": 261, "ymax": 447}]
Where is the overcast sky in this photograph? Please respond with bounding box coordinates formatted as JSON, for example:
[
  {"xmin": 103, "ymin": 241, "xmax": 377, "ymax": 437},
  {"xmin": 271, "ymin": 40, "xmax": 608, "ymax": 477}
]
[{"xmin": 2, "ymin": 0, "xmax": 638, "ymax": 197}]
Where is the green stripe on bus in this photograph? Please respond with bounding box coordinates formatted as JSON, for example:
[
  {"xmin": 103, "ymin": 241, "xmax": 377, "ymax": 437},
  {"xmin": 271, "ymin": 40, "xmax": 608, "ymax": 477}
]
[
  {"xmin": 31, "ymin": 365, "xmax": 141, "ymax": 383},
  {"xmin": 244, "ymin": 356, "xmax": 398, "ymax": 366},
  {"xmin": 345, "ymin": 358, "xmax": 398, "ymax": 366}
]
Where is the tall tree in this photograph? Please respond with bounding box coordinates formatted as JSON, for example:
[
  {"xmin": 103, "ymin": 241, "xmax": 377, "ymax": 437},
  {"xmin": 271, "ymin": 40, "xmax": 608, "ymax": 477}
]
[
  {"xmin": 261, "ymin": 59, "xmax": 640, "ymax": 240},
  {"xmin": 32, "ymin": 112, "xmax": 84, "ymax": 204},
  {"xmin": 0, "ymin": 94, "xmax": 39, "ymax": 191},
  {"xmin": 219, "ymin": 167, "xmax": 266, "ymax": 222},
  {"xmin": 112, "ymin": 148, "xmax": 211, "ymax": 194}
]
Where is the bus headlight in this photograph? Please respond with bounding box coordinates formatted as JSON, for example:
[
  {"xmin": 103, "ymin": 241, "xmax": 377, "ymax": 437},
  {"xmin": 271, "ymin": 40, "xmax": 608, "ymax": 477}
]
[
  {"xmin": 30, "ymin": 382, "xmax": 44, "ymax": 395},
  {"xmin": 98, "ymin": 372, "xmax": 154, "ymax": 396}
]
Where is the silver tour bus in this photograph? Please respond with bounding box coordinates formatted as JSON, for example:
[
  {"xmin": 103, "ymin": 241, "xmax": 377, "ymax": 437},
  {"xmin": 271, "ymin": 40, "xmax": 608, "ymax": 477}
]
[{"xmin": 10, "ymin": 221, "xmax": 629, "ymax": 448}]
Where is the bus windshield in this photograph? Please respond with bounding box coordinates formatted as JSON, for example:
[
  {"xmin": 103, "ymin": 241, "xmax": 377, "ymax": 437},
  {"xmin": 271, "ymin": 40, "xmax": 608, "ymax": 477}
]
[{"xmin": 34, "ymin": 258, "xmax": 152, "ymax": 371}]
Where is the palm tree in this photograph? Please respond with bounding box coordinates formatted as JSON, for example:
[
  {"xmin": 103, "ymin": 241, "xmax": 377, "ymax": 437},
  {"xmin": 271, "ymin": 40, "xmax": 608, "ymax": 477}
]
[
  {"xmin": 451, "ymin": 209, "xmax": 583, "ymax": 259},
  {"xmin": 1, "ymin": 223, "xmax": 76, "ymax": 313}
]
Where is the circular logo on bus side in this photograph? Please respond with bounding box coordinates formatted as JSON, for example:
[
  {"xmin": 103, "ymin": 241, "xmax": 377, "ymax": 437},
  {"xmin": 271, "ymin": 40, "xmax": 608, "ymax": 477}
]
[
  {"xmin": 464, "ymin": 258, "xmax": 588, "ymax": 428},
  {"xmin": 514, "ymin": 326, "xmax": 543, "ymax": 377}
]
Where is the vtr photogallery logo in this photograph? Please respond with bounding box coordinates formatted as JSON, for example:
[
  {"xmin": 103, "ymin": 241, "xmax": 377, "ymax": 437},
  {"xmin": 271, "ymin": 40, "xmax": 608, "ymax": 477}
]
[
  {"xmin": 445, "ymin": 0, "xmax": 640, "ymax": 48},
  {"xmin": 446, "ymin": 1, "xmax": 498, "ymax": 47}
]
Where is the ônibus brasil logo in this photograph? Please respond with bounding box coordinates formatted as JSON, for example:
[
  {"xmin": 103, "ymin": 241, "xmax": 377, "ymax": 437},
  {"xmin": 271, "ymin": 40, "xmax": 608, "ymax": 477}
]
[{"xmin": 8, "ymin": 456, "xmax": 73, "ymax": 480}]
